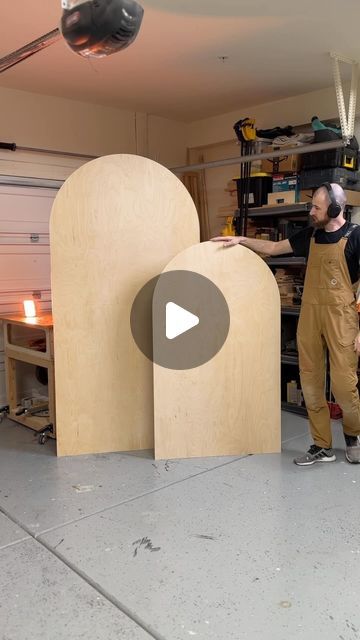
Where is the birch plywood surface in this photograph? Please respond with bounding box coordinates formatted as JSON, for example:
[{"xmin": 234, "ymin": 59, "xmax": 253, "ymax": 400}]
[
  {"xmin": 50, "ymin": 154, "xmax": 199, "ymax": 456},
  {"xmin": 154, "ymin": 241, "xmax": 281, "ymax": 460}
]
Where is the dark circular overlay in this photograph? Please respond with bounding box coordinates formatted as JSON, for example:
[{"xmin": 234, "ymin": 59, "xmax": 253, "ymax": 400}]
[{"xmin": 130, "ymin": 270, "xmax": 230, "ymax": 370}]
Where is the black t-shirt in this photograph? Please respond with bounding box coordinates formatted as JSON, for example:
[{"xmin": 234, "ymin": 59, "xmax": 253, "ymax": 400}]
[{"xmin": 288, "ymin": 222, "xmax": 360, "ymax": 284}]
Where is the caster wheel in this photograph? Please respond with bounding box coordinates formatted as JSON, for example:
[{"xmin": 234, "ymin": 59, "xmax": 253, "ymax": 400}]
[
  {"xmin": 0, "ymin": 405, "xmax": 9, "ymax": 422},
  {"xmin": 38, "ymin": 433, "xmax": 48, "ymax": 445}
]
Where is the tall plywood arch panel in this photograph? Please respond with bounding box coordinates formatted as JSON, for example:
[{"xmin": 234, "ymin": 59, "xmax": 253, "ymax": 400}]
[
  {"xmin": 153, "ymin": 241, "xmax": 281, "ymax": 460},
  {"xmin": 50, "ymin": 154, "xmax": 199, "ymax": 456}
]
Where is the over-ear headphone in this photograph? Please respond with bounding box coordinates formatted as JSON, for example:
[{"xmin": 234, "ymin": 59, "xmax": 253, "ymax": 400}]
[{"xmin": 321, "ymin": 182, "xmax": 342, "ymax": 218}]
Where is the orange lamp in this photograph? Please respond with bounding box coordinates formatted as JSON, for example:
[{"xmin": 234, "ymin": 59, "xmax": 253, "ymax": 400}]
[{"xmin": 23, "ymin": 300, "xmax": 36, "ymax": 318}]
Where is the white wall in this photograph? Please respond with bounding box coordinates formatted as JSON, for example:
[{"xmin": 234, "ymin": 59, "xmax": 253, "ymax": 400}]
[
  {"xmin": 0, "ymin": 186, "xmax": 56, "ymax": 404},
  {"xmin": 148, "ymin": 115, "xmax": 191, "ymax": 168},
  {"xmin": 0, "ymin": 86, "xmax": 188, "ymax": 170}
]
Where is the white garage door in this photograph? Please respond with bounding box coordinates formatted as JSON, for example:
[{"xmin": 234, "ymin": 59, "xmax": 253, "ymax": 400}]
[{"xmin": 0, "ymin": 184, "xmax": 58, "ymax": 404}]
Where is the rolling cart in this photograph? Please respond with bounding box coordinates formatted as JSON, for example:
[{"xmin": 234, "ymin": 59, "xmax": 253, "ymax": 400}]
[{"xmin": 0, "ymin": 313, "xmax": 55, "ymax": 444}]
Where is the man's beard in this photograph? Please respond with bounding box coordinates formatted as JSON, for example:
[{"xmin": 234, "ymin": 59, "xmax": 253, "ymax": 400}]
[{"xmin": 309, "ymin": 215, "xmax": 330, "ymax": 229}]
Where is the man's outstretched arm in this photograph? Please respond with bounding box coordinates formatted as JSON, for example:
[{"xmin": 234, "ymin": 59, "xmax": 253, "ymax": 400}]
[{"xmin": 211, "ymin": 235, "xmax": 293, "ymax": 256}]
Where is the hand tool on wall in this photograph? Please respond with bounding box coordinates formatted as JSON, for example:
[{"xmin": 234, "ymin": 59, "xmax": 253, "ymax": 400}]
[{"xmin": 233, "ymin": 117, "xmax": 256, "ymax": 236}]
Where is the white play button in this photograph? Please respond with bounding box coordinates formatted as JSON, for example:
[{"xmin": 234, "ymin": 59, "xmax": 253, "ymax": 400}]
[
  {"xmin": 166, "ymin": 302, "xmax": 199, "ymax": 340},
  {"xmin": 131, "ymin": 270, "xmax": 230, "ymax": 369}
]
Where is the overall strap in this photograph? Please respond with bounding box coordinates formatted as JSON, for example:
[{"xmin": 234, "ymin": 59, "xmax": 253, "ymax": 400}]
[{"xmin": 343, "ymin": 223, "xmax": 358, "ymax": 239}]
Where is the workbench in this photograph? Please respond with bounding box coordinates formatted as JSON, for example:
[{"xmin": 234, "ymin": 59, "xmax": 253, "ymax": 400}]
[{"xmin": 0, "ymin": 313, "xmax": 56, "ymax": 442}]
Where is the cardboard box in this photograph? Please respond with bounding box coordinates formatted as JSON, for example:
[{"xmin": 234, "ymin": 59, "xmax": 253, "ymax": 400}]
[
  {"xmin": 261, "ymin": 145, "xmax": 301, "ymax": 173},
  {"xmin": 298, "ymin": 188, "xmax": 360, "ymax": 206},
  {"xmin": 267, "ymin": 191, "xmax": 296, "ymax": 206},
  {"xmin": 343, "ymin": 189, "xmax": 360, "ymax": 207},
  {"xmin": 272, "ymin": 173, "xmax": 299, "ymax": 193},
  {"xmin": 299, "ymin": 190, "xmax": 313, "ymax": 203}
]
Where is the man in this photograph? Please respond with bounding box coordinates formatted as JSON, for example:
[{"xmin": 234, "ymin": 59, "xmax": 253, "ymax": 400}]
[{"xmin": 212, "ymin": 183, "xmax": 360, "ymax": 466}]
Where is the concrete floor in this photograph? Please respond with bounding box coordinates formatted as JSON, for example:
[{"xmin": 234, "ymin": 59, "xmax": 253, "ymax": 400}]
[{"xmin": 0, "ymin": 413, "xmax": 359, "ymax": 640}]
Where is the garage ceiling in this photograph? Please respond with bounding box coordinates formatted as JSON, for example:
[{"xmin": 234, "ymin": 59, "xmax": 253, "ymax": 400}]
[{"xmin": 0, "ymin": 0, "xmax": 359, "ymax": 122}]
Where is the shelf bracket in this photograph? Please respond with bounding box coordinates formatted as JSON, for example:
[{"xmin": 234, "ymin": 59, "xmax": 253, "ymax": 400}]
[{"xmin": 330, "ymin": 52, "xmax": 359, "ymax": 142}]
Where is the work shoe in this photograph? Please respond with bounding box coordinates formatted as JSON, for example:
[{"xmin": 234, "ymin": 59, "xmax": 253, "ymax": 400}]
[
  {"xmin": 294, "ymin": 444, "xmax": 336, "ymax": 466},
  {"xmin": 344, "ymin": 435, "xmax": 360, "ymax": 464}
]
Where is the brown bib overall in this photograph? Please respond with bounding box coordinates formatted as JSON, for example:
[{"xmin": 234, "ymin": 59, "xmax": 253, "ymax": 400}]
[{"xmin": 297, "ymin": 226, "xmax": 360, "ymax": 448}]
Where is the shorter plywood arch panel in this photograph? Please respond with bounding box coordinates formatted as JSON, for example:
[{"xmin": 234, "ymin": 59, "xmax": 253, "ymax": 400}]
[
  {"xmin": 50, "ymin": 154, "xmax": 199, "ymax": 456},
  {"xmin": 154, "ymin": 241, "xmax": 281, "ymax": 460}
]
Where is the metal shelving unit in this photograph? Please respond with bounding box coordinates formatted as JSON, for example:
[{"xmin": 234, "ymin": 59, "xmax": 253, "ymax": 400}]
[
  {"xmin": 246, "ymin": 198, "xmax": 353, "ymax": 418},
  {"xmin": 281, "ymin": 401, "xmax": 307, "ymax": 417},
  {"xmin": 266, "ymin": 256, "xmax": 307, "ymax": 267},
  {"xmin": 281, "ymin": 354, "xmax": 299, "ymax": 365},
  {"xmin": 248, "ymin": 203, "xmax": 311, "ymax": 218},
  {"xmin": 246, "ymin": 203, "xmax": 309, "ymax": 417},
  {"xmin": 281, "ymin": 306, "xmax": 301, "ymax": 316}
]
